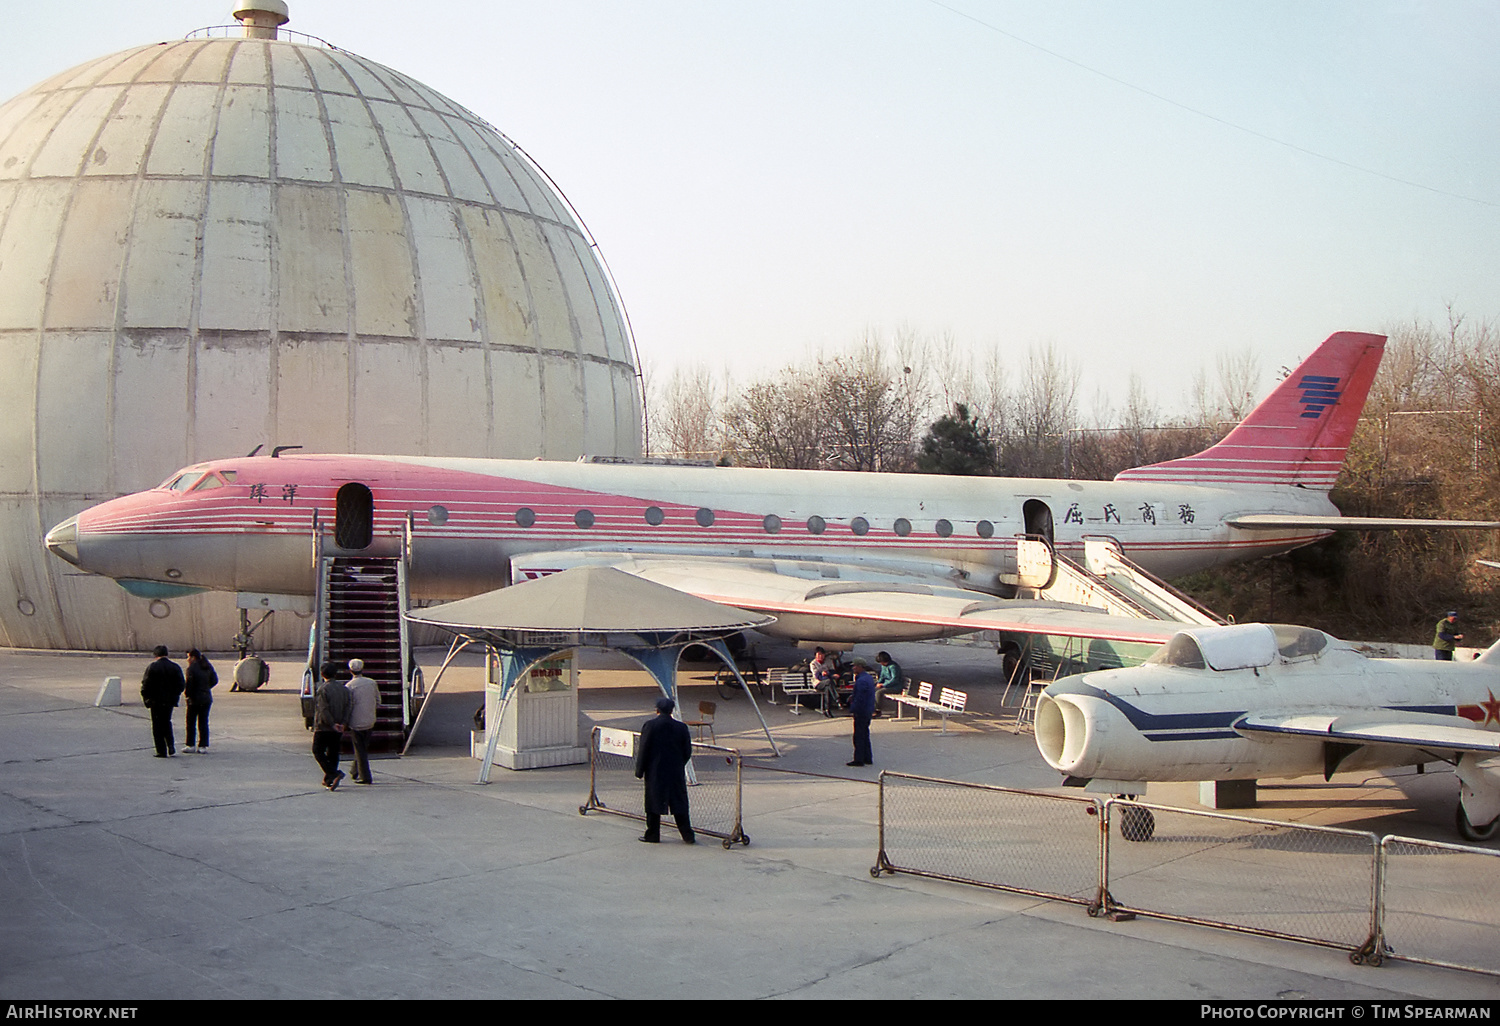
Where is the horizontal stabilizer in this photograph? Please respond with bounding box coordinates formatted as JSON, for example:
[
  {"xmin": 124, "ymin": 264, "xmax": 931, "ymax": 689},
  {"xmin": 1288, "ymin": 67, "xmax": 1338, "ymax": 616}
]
[{"xmin": 1228, "ymin": 514, "xmax": 1500, "ymax": 531}]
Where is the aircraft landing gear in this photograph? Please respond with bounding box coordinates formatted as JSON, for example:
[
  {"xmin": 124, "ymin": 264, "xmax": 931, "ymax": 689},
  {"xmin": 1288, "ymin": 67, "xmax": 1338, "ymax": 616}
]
[
  {"xmin": 1117, "ymin": 800, "xmax": 1156, "ymax": 843},
  {"xmin": 1455, "ymin": 801, "xmax": 1500, "ymax": 843}
]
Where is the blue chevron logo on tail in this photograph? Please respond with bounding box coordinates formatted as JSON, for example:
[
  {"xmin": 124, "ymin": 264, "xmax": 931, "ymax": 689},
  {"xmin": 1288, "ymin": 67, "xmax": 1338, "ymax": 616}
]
[{"xmin": 1298, "ymin": 375, "xmax": 1342, "ymax": 418}]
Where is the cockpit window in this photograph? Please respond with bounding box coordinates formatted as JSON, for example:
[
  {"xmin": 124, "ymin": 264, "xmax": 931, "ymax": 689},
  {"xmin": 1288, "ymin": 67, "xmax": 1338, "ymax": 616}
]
[
  {"xmin": 1145, "ymin": 633, "xmax": 1206, "ymax": 669},
  {"xmin": 1271, "ymin": 624, "xmax": 1328, "ymax": 659},
  {"xmin": 190, "ymin": 474, "xmax": 223, "ymax": 491},
  {"xmin": 164, "ymin": 472, "xmax": 204, "ymax": 492},
  {"xmin": 220, "ymin": 470, "xmax": 237, "ymax": 483}
]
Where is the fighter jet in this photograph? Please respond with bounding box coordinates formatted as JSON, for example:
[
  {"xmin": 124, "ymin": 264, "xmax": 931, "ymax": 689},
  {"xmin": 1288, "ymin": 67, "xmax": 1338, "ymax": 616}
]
[{"xmin": 1035, "ymin": 622, "xmax": 1500, "ymax": 841}]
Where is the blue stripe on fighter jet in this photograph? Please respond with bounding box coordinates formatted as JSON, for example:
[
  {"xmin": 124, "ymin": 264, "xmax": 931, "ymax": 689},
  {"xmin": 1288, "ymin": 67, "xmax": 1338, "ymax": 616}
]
[{"xmin": 1070, "ymin": 681, "xmax": 1245, "ymax": 740}]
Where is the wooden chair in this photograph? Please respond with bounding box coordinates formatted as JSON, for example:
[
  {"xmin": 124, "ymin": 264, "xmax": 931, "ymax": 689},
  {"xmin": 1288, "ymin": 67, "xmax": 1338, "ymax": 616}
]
[{"xmin": 686, "ymin": 700, "xmax": 716, "ymax": 743}]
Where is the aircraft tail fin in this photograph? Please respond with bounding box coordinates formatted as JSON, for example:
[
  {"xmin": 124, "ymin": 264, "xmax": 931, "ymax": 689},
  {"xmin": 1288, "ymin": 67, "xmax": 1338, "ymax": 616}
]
[{"xmin": 1114, "ymin": 331, "xmax": 1385, "ymax": 491}]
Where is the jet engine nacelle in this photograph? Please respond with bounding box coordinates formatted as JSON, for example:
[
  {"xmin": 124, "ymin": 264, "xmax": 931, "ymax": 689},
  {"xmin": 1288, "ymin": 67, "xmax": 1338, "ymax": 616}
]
[{"xmin": 1034, "ymin": 691, "xmax": 1148, "ymax": 781}]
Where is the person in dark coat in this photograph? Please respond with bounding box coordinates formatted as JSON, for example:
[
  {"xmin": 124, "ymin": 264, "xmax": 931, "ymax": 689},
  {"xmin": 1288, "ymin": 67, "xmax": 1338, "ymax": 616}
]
[
  {"xmin": 183, "ymin": 649, "xmax": 218, "ymax": 753},
  {"xmin": 847, "ymin": 656, "xmax": 877, "ymax": 768},
  {"xmin": 140, "ymin": 646, "xmax": 185, "ymax": 758},
  {"xmin": 311, "ymin": 662, "xmax": 351, "ymax": 790},
  {"xmin": 634, "ymin": 696, "xmax": 695, "ymax": 844}
]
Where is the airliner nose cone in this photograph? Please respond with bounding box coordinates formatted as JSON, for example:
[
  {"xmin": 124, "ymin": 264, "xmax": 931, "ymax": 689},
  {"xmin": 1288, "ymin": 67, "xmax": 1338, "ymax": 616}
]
[{"xmin": 45, "ymin": 516, "xmax": 81, "ymax": 566}]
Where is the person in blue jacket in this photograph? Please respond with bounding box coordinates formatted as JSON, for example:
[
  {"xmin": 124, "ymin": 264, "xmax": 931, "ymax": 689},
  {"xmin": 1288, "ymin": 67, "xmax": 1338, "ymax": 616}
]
[{"xmin": 847, "ymin": 657, "xmax": 877, "ymax": 768}]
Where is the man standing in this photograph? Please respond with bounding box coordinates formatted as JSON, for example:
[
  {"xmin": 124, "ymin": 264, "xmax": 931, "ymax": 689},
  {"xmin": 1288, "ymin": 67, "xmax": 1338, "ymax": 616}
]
[
  {"xmin": 311, "ymin": 662, "xmax": 351, "ymax": 790},
  {"xmin": 634, "ymin": 697, "xmax": 695, "ymax": 844},
  {"xmin": 345, "ymin": 658, "xmax": 380, "ymax": 785},
  {"xmin": 140, "ymin": 646, "xmax": 185, "ymax": 758},
  {"xmin": 847, "ymin": 656, "xmax": 876, "ymax": 768},
  {"xmin": 1434, "ymin": 611, "xmax": 1464, "ymax": 661}
]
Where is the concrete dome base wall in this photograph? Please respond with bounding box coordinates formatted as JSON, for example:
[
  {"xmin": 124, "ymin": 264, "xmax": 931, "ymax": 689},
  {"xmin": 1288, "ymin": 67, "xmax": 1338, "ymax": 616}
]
[{"xmin": 0, "ymin": 36, "xmax": 643, "ymax": 651}]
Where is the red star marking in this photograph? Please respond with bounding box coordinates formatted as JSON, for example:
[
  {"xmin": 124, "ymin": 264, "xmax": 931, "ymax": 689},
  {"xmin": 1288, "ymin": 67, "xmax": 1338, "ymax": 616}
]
[
  {"xmin": 1483, "ymin": 691, "xmax": 1500, "ymax": 726},
  {"xmin": 1460, "ymin": 690, "xmax": 1500, "ymax": 725}
]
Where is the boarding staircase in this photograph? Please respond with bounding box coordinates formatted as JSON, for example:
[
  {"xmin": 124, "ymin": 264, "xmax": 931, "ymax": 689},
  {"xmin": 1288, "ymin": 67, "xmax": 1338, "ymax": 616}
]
[
  {"xmin": 997, "ymin": 534, "xmax": 1226, "ymax": 700},
  {"xmin": 304, "ymin": 546, "xmax": 421, "ymax": 755},
  {"xmin": 1001, "ymin": 534, "xmax": 1223, "ymax": 628}
]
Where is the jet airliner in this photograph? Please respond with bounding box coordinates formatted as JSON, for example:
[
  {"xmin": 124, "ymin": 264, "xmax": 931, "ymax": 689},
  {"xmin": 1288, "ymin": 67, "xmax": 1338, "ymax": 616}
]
[{"xmin": 42, "ymin": 331, "xmax": 1491, "ymax": 648}]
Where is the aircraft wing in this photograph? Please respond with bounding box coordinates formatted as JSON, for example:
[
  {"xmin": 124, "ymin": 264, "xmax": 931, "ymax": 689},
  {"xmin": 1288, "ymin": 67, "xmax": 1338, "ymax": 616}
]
[
  {"xmin": 512, "ymin": 551, "xmax": 1186, "ymax": 645},
  {"xmin": 1227, "ymin": 514, "xmax": 1500, "ymax": 531},
  {"xmin": 1235, "ymin": 709, "xmax": 1500, "ymax": 754}
]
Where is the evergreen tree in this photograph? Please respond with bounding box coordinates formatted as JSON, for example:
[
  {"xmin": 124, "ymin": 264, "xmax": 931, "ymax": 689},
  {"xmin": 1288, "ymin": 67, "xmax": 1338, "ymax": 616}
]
[{"xmin": 916, "ymin": 403, "xmax": 997, "ymax": 475}]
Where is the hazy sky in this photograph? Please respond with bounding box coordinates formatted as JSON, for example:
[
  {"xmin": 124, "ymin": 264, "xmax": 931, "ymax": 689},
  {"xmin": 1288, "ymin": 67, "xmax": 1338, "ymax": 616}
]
[{"xmin": 7, "ymin": 1, "xmax": 1498, "ymax": 417}]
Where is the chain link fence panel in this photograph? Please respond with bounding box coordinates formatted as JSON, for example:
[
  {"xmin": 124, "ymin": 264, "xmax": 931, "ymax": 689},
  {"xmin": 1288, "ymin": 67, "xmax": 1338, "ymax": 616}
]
[
  {"xmin": 579, "ymin": 726, "xmax": 748, "ymax": 847},
  {"xmin": 872, "ymin": 772, "xmax": 1105, "ymax": 907},
  {"xmin": 1102, "ymin": 800, "xmax": 1379, "ymax": 957},
  {"xmin": 1380, "ymin": 836, "xmax": 1500, "ymax": 976}
]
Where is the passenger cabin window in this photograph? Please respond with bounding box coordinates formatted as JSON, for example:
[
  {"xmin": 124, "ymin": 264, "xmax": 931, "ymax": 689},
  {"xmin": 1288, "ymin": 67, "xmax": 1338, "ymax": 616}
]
[{"xmin": 1146, "ymin": 634, "xmax": 1207, "ymax": 670}]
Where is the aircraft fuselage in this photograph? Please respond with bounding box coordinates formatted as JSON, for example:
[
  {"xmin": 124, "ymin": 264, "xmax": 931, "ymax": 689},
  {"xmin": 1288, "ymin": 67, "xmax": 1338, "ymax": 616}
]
[
  {"xmin": 1037, "ymin": 646, "xmax": 1500, "ymax": 785},
  {"xmin": 47, "ymin": 452, "xmax": 1338, "ymax": 603}
]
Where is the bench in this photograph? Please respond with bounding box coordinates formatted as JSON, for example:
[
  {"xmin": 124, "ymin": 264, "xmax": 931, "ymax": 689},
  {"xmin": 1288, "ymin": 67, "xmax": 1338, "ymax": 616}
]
[
  {"xmin": 766, "ymin": 666, "xmax": 819, "ymax": 714},
  {"xmin": 891, "ymin": 681, "xmax": 970, "ymax": 734}
]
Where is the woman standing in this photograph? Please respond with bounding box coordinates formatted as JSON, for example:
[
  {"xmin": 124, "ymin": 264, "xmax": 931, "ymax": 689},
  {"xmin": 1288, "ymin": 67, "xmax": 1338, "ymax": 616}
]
[{"xmin": 184, "ymin": 649, "xmax": 218, "ymax": 753}]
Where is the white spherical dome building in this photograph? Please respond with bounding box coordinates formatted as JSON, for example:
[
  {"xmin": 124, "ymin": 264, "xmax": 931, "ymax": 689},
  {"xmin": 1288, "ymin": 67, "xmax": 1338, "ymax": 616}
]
[{"xmin": 0, "ymin": 4, "xmax": 644, "ymax": 650}]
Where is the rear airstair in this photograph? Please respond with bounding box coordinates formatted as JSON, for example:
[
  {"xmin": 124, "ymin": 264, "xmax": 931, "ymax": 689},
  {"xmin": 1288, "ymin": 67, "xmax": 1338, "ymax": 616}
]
[
  {"xmin": 1000, "ymin": 534, "xmax": 1223, "ymax": 628},
  {"xmin": 997, "ymin": 534, "xmax": 1226, "ymax": 718}
]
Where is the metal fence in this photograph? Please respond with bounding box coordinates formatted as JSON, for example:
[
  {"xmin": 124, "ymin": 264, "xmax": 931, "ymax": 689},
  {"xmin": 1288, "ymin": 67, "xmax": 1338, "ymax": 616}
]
[
  {"xmin": 1102, "ymin": 800, "xmax": 1380, "ymax": 959},
  {"xmin": 871, "ymin": 772, "xmax": 1105, "ymax": 909},
  {"xmin": 579, "ymin": 725, "xmax": 749, "ymax": 848},
  {"xmin": 1380, "ymin": 835, "xmax": 1500, "ymax": 975},
  {"xmin": 872, "ymin": 772, "xmax": 1500, "ymax": 976}
]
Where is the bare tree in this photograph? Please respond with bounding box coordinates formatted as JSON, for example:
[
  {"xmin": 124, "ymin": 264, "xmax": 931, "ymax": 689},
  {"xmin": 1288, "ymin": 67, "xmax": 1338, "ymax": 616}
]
[
  {"xmin": 651, "ymin": 364, "xmax": 723, "ymax": 460},
  {"xmin": 821, "ymin": 338, "xmax": 921, "ymax": 471},
  {"xmin": 725, "ymin": 365, "xmax": 826, "ymax": 469},
  {"xmin": 1190, "ymin": 346, "xmax": 1261, "ymax": 428},
  {"xmin": 1006, "ymin": 342, "xmax": 1079, "ymax": 476}
]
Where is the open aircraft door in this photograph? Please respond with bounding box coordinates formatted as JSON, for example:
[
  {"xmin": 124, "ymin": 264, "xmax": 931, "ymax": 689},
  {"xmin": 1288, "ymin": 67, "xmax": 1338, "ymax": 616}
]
[
  {"xmin": 1021, "ymin": 499, "xmax": 1059, "ymax": 590},
  {"xmin": 334, "ymin": 482, "xmax": 374, "ymax": 550}
]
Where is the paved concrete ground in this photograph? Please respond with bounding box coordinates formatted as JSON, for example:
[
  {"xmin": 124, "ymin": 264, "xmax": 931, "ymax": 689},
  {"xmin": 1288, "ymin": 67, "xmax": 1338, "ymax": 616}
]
[{"xmin": 2, "ymin": 641, "xmax": 1497, "ymax": 1000}]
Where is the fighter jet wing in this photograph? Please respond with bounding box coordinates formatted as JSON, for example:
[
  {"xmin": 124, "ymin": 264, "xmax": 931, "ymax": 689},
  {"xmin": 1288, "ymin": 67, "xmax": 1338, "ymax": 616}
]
[
  {"xmin": 1235, "ymin": 709, "xmax": 1500, "ymax": 754},
  {"xmin": 1227, "ymin": 514, "xmax": 1500, "ymax": 531},
  {"xmin": 511, "ymin": 551, "xmax": 1187, "ymax": 644}
]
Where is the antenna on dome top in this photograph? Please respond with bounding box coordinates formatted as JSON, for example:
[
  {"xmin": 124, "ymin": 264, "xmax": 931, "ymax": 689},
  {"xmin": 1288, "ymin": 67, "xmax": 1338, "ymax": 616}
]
[{"xmin": 232, "ymin": 1, "xmax": 289, "ymax": 40}]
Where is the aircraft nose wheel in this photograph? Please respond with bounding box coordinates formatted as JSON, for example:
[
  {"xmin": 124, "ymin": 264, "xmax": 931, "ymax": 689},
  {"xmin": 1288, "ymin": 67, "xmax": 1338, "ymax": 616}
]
[{"xmin": 1455, "ymin": 801, "xmax": 1500, "ymax": 843}]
